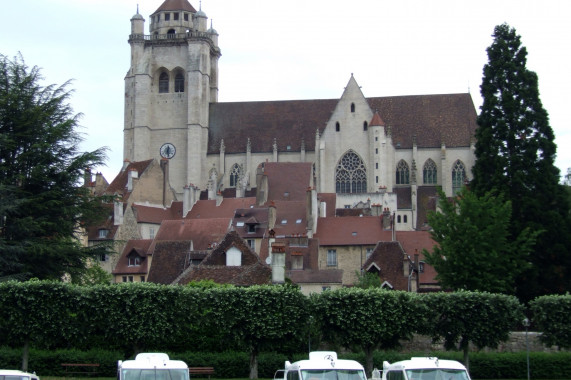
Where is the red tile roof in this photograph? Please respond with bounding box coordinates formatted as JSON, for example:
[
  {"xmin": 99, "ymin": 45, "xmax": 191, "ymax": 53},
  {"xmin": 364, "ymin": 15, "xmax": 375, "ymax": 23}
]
[
  {"xmin": 154, "ymin": 218, "xmax": 231, "ymax": 249},
  {"xmin": 396, "ymin": 231, "xmax": 438, "ymax": 285},
  {"xmin": 132, "ymin": 202, "xmax": 183, "ymax": 223},
  {"xmin": 315, "ymin": 216, "xmax": 391, "ymax": 246},
  {"xmin": 185, "ymin": 198, "xmax": 256, "ymax": 219},
  {"xmin": 272, "ymin": 201, "xmax": 308, "ymax": 237},
  {"xmin": 287, "ymin": 269, "xmax": 343, "ymax": 284},
  {"xmin": 317, "ymin": 193, "xmax": 337, "ymax": 218},
  {"xmin": 146, "ymin": 240, "xmax": 204, "ymax": 284},
  {"xmin": 262, "ymin": 162, "xmax": 313, "ymax": 202},
  {"xmin": 112, "ymin": 239, "xmax": 153, "ymax": 275}
]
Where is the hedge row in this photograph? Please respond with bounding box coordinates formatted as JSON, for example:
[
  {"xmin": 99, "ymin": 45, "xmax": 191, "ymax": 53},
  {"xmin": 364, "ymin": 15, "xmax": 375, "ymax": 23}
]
[{"xmin": 1, "ymin": 347, "xmax": 570, "ymax": 379}]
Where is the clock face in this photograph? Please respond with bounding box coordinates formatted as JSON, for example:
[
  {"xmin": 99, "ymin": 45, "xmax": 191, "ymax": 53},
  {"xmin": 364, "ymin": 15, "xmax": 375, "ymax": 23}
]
[{"xmin": 160, "ymin": 143, "xmax": 176, "ymax": 159}]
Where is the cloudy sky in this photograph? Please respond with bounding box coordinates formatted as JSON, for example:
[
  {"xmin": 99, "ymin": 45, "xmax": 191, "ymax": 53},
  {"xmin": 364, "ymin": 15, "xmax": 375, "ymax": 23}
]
[{"xmin": 2, "ymin": 0, "xmax": 570, "ymax": 181}]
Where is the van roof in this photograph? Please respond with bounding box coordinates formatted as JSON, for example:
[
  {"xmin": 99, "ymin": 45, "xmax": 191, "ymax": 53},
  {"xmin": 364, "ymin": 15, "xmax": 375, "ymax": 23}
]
[
  {"xmin": 120, "ymin": 353, "xmax": 188, "ymax": 370},
  {"xmin": 0, "ymin": 370, "xmax": 40, "ymax": 380},
  {"xmin": 383, "ymin": 358, "xmax": 468, "ymax": 372},
  {"xmin": 286, "ymin": 352, "xmax": 365, "ymax": 372}
]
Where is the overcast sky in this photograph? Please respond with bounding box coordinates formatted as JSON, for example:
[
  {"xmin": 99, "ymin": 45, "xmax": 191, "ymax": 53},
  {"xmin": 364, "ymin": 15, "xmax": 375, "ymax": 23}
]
[{"xmin": 2, "ymin": 0, "xmax": 570, "ymax": 182}]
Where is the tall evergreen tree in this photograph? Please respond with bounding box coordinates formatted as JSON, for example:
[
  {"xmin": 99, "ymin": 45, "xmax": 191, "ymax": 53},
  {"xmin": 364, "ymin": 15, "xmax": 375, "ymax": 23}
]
[
  {"xmin": 471, "ymin": 24, "xmax": 571, "ymax": 300},
  {"xmin": 0, "ymin": 54, "xmax": 111, "ymax": 281}
]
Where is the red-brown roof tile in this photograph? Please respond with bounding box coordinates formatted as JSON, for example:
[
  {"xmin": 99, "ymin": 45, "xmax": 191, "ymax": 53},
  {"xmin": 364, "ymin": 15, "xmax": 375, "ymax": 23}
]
[
  {"xmin": 112, "ymin": 239, "xmax": 153, "ymax": 275},
  {"xmin": 133, "ymin": 201, "xmax": 184, "ymax": 223},
  {"xmin": 396, "ymin": 230, "xmax": 438, "ymax": 285},
  {"xmin": 154, "ymin": 218, "xmax": 231, "ymax": 249},
  {"xmin": 262, "ymin": 162, "xmax": 313, "ymax": 202},
  {"xmin": 186, "ymin": 198, "xmax": 256, "ymax": 219},
  {"xmin": 315, "ymin": 216, "xmax": 391, "ymax": 246},
  {"xmin": 362, "ymin": 241, "xmax": 409, "ymax": 290}
]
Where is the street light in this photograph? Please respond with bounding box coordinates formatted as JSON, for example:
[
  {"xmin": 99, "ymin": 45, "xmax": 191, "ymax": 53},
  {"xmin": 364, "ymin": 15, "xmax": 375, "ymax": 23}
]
[{"xmin": 523, "ymin": 317, "xmax": 530, "ymax": 380}]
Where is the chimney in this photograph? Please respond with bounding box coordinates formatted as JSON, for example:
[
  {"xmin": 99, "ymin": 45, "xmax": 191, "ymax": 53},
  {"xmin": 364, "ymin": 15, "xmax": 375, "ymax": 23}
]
[
  {"xmin": 216, "ymin": 191, "xmax": 223, "ymax": 206},
  {"xmin": 183, "ymin": 185, "xmax": 191, "ymax": 217},
  {"xmin": 122, "ymin": 159, "xmax": 130, "ymax": 171},
  {"xmin": 127, "ymin": 168, "xmax": 138, "ymax": 191},
  {"xmin": 83, "ymin": 168, "xmax": 92, "ymax": 187},
  {"xmin": 268, "ymin": 201, "xmax": 277, "ymax": 229},
  {"xmin": 271, "ymin": 242, "xmax": 286, "ymax": 284},
  {"xmin": 114, "ymin": 199, "xmax": 124, "ymax": 226}
]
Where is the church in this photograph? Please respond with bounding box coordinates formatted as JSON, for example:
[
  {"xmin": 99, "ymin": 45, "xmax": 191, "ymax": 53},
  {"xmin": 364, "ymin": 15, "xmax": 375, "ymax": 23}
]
[
  {"xmin": 123, "ymin": 0, "xmax": 478, "ymax": 231},
  {"xmin": 89, "ymin": 0, "xmax": 479, "ymax": 291}
]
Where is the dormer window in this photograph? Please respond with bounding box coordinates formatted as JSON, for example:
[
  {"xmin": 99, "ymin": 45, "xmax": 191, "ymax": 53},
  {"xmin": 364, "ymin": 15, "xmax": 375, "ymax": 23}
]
[
  {"xmin": 128, "ymin": 254, "xmax": 142, "ymax": 267},
  {"xmin": 98, "ymin": 229, "xmax": 109, "ymax": 238},
  {"xmin": 247, "ymin": 224, "xmax": 256, "ymax": 233}
]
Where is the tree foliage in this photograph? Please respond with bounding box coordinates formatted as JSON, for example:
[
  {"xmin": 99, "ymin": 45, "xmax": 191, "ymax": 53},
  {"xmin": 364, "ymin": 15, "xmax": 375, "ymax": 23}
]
[
  {"xmin": 470, "ymin": 24, "xmax": 571, "ymax": 300},
  {"xmin": 311, "ymin": 288, "xmax": 421, "ymax": 375},
  {"xmin": 423, "ymin": 188, "xmax": 536, "ymax": 294},
  {"xmin": 353, "ymin": 271, "xmax": 382, "ymax": 289},
  {"xmin": 0, "ymin": 54, "xmax": 110, "ymax": 281},
  {"xmin": 419, "ymin": 291, "xmax": 524, "ymax": 370},
  {"xmin": 530, "ymin": 294, "xmax": 571, "ymax": 349}
]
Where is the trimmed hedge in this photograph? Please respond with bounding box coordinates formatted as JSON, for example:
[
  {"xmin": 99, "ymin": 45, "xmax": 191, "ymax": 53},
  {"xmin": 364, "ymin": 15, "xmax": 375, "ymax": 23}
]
[{"xmin": 2, "ymin": 347, "xmax": 570, "ymax": 379}]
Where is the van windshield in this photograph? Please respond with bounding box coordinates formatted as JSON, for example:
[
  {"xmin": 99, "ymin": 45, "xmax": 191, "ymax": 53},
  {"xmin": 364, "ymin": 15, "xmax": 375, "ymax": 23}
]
[
  {"xmin": 122, "ymin": 369, "xmax": 189, "ymax": 380},
  {"xmin": 405, "ymin": 369, "xmax": 469, "ymax": 380},
  {"xmin": 301, "ymin": 369, "xmax": 367, "ymax": 380}
]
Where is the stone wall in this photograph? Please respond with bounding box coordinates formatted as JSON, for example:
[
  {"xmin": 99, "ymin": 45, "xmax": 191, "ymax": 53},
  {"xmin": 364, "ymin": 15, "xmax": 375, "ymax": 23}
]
[{"xmin": 400, "ymin": 332, "xmax": 565, "ymax": 353}]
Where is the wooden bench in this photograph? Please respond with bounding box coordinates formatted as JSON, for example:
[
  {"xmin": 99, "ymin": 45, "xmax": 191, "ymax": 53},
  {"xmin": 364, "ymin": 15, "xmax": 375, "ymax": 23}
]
[
  {"xmin": 188, "ymin": 367, "xmax": 215, "ymax": 379},
  {"xmin": 61, "ymin": 363, "xmax": 100, "ymax": 376}
]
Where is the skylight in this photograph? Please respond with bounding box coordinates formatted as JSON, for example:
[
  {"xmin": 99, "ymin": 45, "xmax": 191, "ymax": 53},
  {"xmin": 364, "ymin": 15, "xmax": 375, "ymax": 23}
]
[
  {"xmin": 296, "ymin": 219, "xmax": 302, "ymax": 224},
  {"xmin": 236, "ymin": 222, "xmax": 245, "ymax": 227}
]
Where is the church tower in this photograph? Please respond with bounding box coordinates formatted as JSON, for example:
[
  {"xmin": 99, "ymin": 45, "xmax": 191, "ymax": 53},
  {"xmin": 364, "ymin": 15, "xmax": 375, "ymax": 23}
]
[{"xmin": 124, "ymin": 0, "xmax": 221, "ymax": 196}]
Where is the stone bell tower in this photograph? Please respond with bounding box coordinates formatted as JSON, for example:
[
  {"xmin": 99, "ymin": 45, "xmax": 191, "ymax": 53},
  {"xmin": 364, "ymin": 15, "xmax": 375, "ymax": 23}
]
[{"xmin": 124, "ymin": 0, "xmax": 221, "ymax": 197}]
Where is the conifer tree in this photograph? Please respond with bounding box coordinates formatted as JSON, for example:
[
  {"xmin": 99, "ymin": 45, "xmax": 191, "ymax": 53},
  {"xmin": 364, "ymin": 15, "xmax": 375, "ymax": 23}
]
[
  {"xmin": 0, "ymin": 54, "xmax": 111, "ymax": 281},
  {"xmin": 471, "ymin": 24, "xmax": 571, "ymax": 300}
]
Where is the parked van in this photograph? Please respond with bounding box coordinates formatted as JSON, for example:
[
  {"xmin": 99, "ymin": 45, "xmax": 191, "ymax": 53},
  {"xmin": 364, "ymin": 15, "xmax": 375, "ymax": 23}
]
[
  {"xmin": 275, "ymin": 351, "xmax": 367, "ymax": 380},
  {"xmin": 0, "ymin": 370, "xmax": 40, "ymax": 380},
  {"xmin": 381, "ymin": 358, "xmax": 470, "ymax": 380},
  {"xmin": 117, "ymin": 353, "xmax": 189, "ymax": 380}
]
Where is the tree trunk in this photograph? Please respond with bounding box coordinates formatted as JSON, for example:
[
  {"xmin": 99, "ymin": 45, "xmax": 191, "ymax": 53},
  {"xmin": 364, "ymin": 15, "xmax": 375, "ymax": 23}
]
[
  {"xmin": 21, "ymin": 339, "xmax": 29, "ymax": 372},
  {"xmin": 364, "ymin": 346, "xmax": 374, "ymax": 378},
  {"xmin": 462, "ymin": 341, "xmax": 470, "ymax": 372},
  {"xmin": 249, "ymin": 347, "xmax": 258, "ymax": 380}
]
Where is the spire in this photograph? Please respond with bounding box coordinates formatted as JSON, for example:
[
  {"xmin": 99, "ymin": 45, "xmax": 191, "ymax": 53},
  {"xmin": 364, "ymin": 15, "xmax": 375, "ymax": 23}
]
[{"xmin": 370, "ymin": 111, "xmax": 385, "ymax": 127}]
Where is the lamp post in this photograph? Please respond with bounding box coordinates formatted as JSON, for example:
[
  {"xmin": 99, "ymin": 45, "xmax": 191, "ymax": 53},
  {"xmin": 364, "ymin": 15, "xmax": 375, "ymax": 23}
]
[{"xmin": 523, "ymin": 317, "xmax": 530, "ymax": 380}]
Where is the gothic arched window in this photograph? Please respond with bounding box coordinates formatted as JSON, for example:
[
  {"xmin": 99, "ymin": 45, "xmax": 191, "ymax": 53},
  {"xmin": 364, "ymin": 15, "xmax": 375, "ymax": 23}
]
[
  {"xmin": 174, "ymin": 73, "xmax": 184, "ymax": 92},
  {"xmin": 335, "ymin": 150, "xmax": 367, "ymax": 194},
  {"xmin": 452, "ymin": 160, "xmax": 466, "ymax": 194},
  {"xmin": 229, "ymin": 164, "xmax": 241, "ymax": 188},
  {"xmin": 423, "ymin": 159, "xmax": 437, "ymax": 185},
  {"xmin": 396, "ymin": 160, "xmax": 410, "ymax": 185},
  {"xmin": 158, "ymin": 72, "xmax": 169, "ymax": 93}
]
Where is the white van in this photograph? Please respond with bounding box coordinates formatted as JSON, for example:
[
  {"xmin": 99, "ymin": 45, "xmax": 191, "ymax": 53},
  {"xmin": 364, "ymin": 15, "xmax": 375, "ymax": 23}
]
[
  {"xmin": 0, "ymin": 370, "xmax": 40, "ymax": 380},
  {"xmin": 117, "ymin": 353, "xmax": 189, "ymax": 380},
  {"xmin": 275, "ymin": 351, "xmax": 367, "ymax": 380},
  {"xmin": 381, "ymin": 358, "xmax": 470, "ymax": 380}
]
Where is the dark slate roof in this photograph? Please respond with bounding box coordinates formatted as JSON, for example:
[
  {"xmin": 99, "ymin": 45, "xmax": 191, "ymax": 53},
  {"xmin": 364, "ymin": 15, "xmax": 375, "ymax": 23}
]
[
  {"xmin": 175, "ymin": 231, "xmax": 271, "ymax": 285},
  {"xmin": 287, "ymin": 269, "xmax": 343, "ymax": 284},
  {"xmin": 395, "ymin": 186, "xmax": 412, "ymax": 209},
  {"xmin": 152, "ymin": 0, "xmax": 196, "ymax": 15},
  {"xmin": 207, "ymin": 94, "xmax": 477, "ymax": 154},
  {"xmin": 146, "ymin": 240, "xmax": 196, "ymax": 284},
  {"xmin": 416, "ymin": 186, "xmax": 439, "ymax": 229},
  {"xmin": 362, "ymin": 241, "xmax": 409, "ymax": 290}
]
